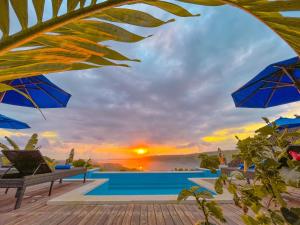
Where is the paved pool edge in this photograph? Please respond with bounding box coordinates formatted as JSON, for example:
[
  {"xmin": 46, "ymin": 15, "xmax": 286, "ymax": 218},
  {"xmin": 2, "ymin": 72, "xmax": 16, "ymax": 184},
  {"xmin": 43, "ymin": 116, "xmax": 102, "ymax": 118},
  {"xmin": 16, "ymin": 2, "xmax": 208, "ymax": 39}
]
[{"xmin": 48, "ymin": 179, "xmax": 233, "ymax": 205}]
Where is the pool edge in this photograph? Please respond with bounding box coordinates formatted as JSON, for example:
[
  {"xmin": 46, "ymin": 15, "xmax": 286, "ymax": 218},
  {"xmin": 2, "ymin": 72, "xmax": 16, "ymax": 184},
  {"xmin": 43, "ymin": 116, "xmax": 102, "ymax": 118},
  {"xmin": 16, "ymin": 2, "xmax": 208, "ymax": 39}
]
[{"xmin": 47, "ymin": 179, "xmax": 233, "ymax": 205}]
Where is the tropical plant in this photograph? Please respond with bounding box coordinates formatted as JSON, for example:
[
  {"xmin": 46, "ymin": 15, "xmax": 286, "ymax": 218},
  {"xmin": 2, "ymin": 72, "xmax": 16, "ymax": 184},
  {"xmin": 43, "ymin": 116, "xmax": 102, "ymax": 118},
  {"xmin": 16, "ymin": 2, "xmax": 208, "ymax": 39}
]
[
  {"xmin": 0, "ymin": 0, "xmax": 198, "ymax": 81},
  {"xmin": 0, "ymin": 133, "xmax": 40, "ymax": 150},
  {"xmin": 65, "ymin": 148, "xmax": 75, "ymax": 164},
  {"xmin": 214, "ymin": 118, "xmax": 300, "ymax": 225},
  {"xmin": 72, "ymin": 158, "xmax": 92, "ymax": 168},
  {"xmin": 0, "ymin": 0, "xmax": 299, "ymax": 82},
  {"xmin": 178, "ymin": 186, "xmax": 226, "ymax": 225},
  {"xmin": 0, "ymin": 133, "xmax": 57, "ymax": 168},
  {"xmin": 199, "ymin": 153, "xmax": 220, "ymax": 173}
]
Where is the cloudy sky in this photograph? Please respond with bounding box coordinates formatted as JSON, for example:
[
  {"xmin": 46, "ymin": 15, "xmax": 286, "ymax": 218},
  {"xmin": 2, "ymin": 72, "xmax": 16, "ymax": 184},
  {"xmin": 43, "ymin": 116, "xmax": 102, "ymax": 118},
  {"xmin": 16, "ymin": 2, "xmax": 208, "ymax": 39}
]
[{"xmin": 0, "ymin": 1, "xmax": 299, "ymax": 160}]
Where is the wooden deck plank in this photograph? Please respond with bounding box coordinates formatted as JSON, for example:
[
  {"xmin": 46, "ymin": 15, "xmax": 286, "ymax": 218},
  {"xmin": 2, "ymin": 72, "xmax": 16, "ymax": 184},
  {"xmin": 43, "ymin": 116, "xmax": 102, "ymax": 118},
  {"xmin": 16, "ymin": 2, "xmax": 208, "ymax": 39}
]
[
  {"xmin": 166, "ymin": 204, "xmax": 184, "ymax": 225},
  {"xmin": 160, "ymin": 204, "xmax": 175, "ymax": 225},
  {"xmin": 140, "ymin": 204, "xmax": 148, "ymax": 225},
  {"xmin": 58, "ymin": 206, "xmax": 91, "ymax": 225},
  {"xmin": 147, "ymin": 204, "xmax": 156, "ymax": 225},
  {"xmin": 180, "ymin": 204, "xmax": 199, "ymax": 225},
  {"xmin": 105, "ymin": 205, "xmax": 122, "ymax": 225},
  {"xmin": 77, "ymin": 206, "xmax": 100, "ymax": 225},
  {"xmin": 93, "ymin": 205, "xmax": 114, "ymax": 225},
  {"xmin": 122, "ymin": 204, "xmax": 134, "ymax": 225},
  {"xmin": 131, "ymin": 204, "xmax": 141, "ymax": 225},
  {"xmin": 173, "ymin": 205, "xmax": 193, "ymax": 225},
  {"xmin": 153, "ymin": 204, "xmax": 165, "ymax": 225},
  {"xmin": 111, "ymin": 204, "xmax": 128, "ymax": 225},
  {"xmin": 82, "ymin": 206, "xmax": 107, "ymax": 225},
  {"xmin": 1, "ymin": 181, "xmax": 298, "ymax": 225}
]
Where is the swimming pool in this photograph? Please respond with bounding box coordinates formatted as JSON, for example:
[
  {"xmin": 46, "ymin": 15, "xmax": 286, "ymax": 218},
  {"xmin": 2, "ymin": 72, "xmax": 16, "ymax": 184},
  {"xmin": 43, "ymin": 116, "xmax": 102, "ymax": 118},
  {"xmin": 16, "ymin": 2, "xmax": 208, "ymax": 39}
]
[{"xmin": 68, "ymin": 170, "xmax": 219, "ymax": 196}]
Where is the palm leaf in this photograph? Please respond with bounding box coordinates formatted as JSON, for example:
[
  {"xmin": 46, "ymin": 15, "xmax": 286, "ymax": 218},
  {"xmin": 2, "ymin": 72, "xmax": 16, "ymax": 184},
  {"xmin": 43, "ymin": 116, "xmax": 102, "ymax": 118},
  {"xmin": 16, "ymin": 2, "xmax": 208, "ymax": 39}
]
[
  {"xmin": 0, "ymin": 83, "xmax": 45, "ymax": 119},
  {"xmin": 0, "ymin": 0, "xmax": 299, "ymax": 82},
  {"xmin": 4, "ymin": 136, "xmax": 20, "ymax": 150},
  {"xmin": 24, "ymin": 133, "xmax": 38, "ymax": 150},
  {"xmin": 0, "ymin": 0, "xmax": 197, "ymax": 82},
  {"xmin": 178, "ymin": 0, "xmax": 300, "ymax": 56}
]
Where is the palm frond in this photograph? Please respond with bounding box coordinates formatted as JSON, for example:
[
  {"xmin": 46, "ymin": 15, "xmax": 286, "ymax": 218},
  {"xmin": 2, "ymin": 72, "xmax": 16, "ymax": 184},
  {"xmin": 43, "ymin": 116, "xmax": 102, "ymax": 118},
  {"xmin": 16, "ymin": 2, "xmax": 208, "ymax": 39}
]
[
  {"xmin": 0, "ymin": 0, "xmax": 299, "ymax": 82},
  {"xmin": 0, "ymin": 0, "xmax": 198, "ymax": 81},
  {"xmin": 0, "ymin": 142, "xmax": 9, "ymax": 151},
  {"xmin": 4, "ymin": 136, "xmax": 20, "ymax": 150},
  {"xmin": 178, "ymin": 0, "xmax": 300, "ymax": 56},
  {"xmin": 24, "ymin": 133, "xmax": 38, "ymax": 150}
]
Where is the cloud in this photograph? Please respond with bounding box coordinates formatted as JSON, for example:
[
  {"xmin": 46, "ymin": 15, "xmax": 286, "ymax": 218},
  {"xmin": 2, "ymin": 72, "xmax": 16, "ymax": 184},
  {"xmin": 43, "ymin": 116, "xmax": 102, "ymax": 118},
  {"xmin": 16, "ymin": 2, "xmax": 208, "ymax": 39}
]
[{"xmin": 202, "ymin": 122, "xmax": 264, "ymax": 143}]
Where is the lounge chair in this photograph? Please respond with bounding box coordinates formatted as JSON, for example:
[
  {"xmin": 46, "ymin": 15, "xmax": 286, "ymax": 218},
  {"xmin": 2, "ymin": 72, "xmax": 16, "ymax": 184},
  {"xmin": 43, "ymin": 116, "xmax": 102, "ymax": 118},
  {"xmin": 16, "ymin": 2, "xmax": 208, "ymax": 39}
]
[{"xmin": 0, "ymin": 150, "xmax": 87, "ymax": 209}]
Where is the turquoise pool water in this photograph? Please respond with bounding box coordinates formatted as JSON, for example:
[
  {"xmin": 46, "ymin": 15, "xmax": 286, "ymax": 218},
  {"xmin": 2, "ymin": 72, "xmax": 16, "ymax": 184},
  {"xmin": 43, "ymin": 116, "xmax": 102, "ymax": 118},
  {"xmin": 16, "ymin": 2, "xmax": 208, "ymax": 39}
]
[{"xmin": 68, "ymin": 170, "xmax": 219, "ymax": 196}]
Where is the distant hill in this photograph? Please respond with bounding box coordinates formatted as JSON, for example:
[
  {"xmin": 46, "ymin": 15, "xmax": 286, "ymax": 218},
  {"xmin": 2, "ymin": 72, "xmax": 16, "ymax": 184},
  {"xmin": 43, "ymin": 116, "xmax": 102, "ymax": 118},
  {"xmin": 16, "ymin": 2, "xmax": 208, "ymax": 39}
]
[
  {"xmin": 142, "ymin": 149, "xmax": 238, "ymax": 161},
  {"xmin": 93, "ymin": 149, "xmax": 238, "ymax": 171}
]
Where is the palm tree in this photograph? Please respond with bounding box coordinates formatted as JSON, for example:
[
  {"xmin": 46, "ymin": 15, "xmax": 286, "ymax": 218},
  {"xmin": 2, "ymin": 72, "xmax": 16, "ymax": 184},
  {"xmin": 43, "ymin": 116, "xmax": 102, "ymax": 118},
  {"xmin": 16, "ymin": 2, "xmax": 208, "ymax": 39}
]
[{"xmin": 0, "ymin": 0, "xmax": 298, "ymax": 82}]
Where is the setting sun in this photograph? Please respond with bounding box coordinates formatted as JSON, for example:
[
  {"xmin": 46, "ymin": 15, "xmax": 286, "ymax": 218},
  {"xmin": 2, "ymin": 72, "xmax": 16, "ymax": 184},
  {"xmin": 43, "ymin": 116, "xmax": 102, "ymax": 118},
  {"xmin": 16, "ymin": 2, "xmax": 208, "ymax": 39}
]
[{"xmin": 134, "ymin": 148, "xmax": 148, "ymax": 155}]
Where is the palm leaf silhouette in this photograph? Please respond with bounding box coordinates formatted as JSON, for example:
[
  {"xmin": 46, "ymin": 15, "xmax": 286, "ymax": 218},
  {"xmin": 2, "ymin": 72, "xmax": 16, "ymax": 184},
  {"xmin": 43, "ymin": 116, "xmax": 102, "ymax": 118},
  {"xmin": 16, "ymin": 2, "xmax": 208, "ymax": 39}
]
[
  {"xmin": 0, "ymin": 0, "xmax": 197, "ymax": 81},
  {"xmin": 0, "ymin": 0, "xmax": 299, "ymax": 82}
]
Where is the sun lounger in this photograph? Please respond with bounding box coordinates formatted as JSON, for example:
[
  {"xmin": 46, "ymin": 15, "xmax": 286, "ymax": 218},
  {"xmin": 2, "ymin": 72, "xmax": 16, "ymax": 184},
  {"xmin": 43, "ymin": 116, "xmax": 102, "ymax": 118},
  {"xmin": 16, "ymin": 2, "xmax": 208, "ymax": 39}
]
[{"xmin": 0, "ymin": 150, "xmax": 87, "ymax": 209}]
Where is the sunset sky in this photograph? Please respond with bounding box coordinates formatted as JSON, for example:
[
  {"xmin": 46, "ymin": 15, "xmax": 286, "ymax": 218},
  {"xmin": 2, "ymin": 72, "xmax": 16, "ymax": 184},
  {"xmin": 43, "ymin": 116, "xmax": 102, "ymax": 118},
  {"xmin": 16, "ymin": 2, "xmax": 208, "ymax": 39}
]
[{"xmin": 0, "ymin": 2, "xmax": 299, "ymax": 160}]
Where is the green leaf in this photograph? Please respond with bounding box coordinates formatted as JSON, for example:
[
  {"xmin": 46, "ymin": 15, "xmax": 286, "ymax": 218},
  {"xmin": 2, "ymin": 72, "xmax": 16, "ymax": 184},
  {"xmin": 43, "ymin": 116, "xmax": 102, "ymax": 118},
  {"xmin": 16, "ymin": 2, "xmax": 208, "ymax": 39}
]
[
  {"xmin": 0, "ymin": 83, "xmax": 44, "ymax": 119},
  {"xmin": 10, "ymin": 0, "xmax": 28, "ymax": 30},
  {"xmin": 67, "ymin": 0, "xmax": 80, "ymax": 12},
  {"xmin": 247, "ymin": 0, "xmax": 300, "ymax": 12},
  {"xmin": 281, "ymin": 207, "xmax": 300, "ymax": 225},
  {"xmin": 0, "ymin": 155, "xmax": 11, "ymax": 166},
  {"xmin": 177, "ymin": 0, "xmax": 224, "ymax": 6},
  {"xmin": 230, "ymin": 171, "xmax": 245, "ymax": 180},
  {"xmin": 79, "ymin": 0, "xmax": 86, "ymax": 8},
  {"xmin": 32, "ymin": 0, "xmax": 45, "ymax": 23},
  {"xmin": 52, "ymin": 0, "xmax": 63, "ymax": 17},
  {"xmin": 0, "ymin": 63, "xmax": 71, "ymax": 79},
  {"xmin": 250, "ymin": 203, "xmax": 261, "ymax": 214},
  {"xmin": 206, "ymin": 201, "xmax": 226, "ymax": 222},
  {"xmin": 143, "ymin": 0, "xmax": 200, "ymax": 17},
  {"xmin": 0, "ymin": 0, "xmax": 300, "ymax": 82},
  {"xmin": 270, "ymin": 210, "xmax": 285, "ymax": 225},
  {"xmin": 94, "ymin": 8, "xmax": 174, "ymax": 27},
  {"xmin": 0, "ymin": 142, "xmax": 9, "ymax": 151},
  {"xmin": 5, "ymin": 136, "xmax": 20, "ymax": 150},
  {"xmin": 65, "ymin": 20, "xmax": 148, "ymax": 43},
  {"xmin": 242, "ymin": 215, "xmax": 259, "ymax": 225},
  {"xmin": 262, "ymin": 117, "xmax": 270, "ymax": 124},
  {"xmin": 24, "ymin": 133, "xmax": 38, "ymax": 150},
  {"xmin": 214, "ymin": 174, "xmax": 227, "ymax": 194},
  {"xmin": 177, "ymin": 189, "xmax": 193, "ymax": 201},
  {"xmin": 0, "ymin": 0, "xmax": 9, "ymax": 38},
  {"xmin": 196, "ymin": 190, "xmax": 213, "ymax": 199}
]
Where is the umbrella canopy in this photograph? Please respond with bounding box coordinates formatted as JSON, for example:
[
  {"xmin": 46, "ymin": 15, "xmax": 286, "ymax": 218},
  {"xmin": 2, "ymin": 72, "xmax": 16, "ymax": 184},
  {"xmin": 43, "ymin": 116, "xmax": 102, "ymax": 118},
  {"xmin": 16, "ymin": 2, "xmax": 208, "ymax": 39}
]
[
  {"xmin": 272, "ymin": 117, "xmax": 300, "ymax": 129},
  {"xmin": 232, "ymin": 57, "xmax": 300, "ymax": 108},
  {"xmin": 0, "ymin": 114, "xmax": 30, "ymax": 129},
  {"xmin": 0, "ymin": 75, "xmax": 71, "ymax": 108}
]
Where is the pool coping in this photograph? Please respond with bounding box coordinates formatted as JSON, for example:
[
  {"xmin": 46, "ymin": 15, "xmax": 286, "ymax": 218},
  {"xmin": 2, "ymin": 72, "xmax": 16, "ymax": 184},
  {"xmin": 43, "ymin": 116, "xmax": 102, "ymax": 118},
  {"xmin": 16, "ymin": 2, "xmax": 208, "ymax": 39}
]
[{"xmin": 48, "ymin": 178, "xmax": 233, "ymax": 205}]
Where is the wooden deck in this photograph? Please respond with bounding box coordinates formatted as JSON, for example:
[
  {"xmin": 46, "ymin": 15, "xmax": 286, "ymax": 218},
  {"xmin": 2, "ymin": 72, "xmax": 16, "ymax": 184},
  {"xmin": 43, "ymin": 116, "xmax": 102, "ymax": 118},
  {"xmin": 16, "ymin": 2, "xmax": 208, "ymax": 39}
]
[{"xmin": 0, "ymin": 181, "xmax": 299, "ymax": 225}]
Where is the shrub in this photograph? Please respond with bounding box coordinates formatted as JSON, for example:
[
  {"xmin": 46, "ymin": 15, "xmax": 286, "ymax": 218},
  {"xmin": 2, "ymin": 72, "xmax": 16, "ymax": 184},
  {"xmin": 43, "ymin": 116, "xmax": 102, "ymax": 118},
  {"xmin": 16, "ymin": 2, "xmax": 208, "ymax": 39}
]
[{"xmin": 199, "ymin": 154, "xmax": 220, "ymax": 173}]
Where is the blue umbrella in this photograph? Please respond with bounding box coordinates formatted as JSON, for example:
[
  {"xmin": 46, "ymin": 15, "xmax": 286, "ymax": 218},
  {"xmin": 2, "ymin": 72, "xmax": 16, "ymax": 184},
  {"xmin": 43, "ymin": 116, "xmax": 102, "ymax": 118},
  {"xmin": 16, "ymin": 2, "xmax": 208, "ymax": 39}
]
[
  {"xmin": 232, "ymin": 56, "xmax": 300, "ymax": 108},
  {"xmin": 0, "ymin": 114, "xmax": 30, "ymax": 129},
  {"xmin": 272, "ymin": 117, "xmax": 300, "ymax": 129},
  {"xmin": 0, "ymin": 75, "xmax": 71, "ymax": 108}
]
